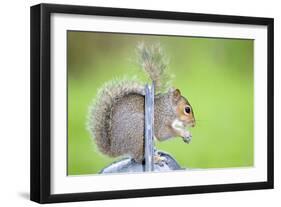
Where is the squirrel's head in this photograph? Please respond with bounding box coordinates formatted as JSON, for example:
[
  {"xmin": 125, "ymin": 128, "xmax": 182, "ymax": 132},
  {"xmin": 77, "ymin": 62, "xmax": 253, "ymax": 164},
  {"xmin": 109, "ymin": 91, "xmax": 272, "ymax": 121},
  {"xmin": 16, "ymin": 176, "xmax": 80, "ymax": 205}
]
[
  {"xmin": 172, "ymin": 88, "xmax": 195, "ymax": 128},
  {"xmin": 154, "ymin": 88, "xmax": 195, "ymax": 143}
]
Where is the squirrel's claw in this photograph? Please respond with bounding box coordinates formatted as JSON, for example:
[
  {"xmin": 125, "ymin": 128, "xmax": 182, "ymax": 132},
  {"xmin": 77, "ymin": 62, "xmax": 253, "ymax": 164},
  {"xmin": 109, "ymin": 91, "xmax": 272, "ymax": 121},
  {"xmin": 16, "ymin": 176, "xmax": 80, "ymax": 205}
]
[
  {"xmin": 182, "ymin": 130, "xmax": 192, "ymax": 143},
  {"xmin": 154, "ymin": 154, "xmax": 168, "ymax": 166},
  {"xmin": 183, "ymin": 136, "xmax": 192, "ymax": 143}
]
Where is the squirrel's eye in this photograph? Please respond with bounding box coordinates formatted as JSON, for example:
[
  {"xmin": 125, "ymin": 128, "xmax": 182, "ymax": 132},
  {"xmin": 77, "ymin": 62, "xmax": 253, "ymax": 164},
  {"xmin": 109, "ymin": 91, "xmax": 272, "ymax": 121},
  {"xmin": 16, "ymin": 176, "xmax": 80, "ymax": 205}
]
[{"xmin": 184, "ymin": 106, "xmax": 191, "ymax": 114}]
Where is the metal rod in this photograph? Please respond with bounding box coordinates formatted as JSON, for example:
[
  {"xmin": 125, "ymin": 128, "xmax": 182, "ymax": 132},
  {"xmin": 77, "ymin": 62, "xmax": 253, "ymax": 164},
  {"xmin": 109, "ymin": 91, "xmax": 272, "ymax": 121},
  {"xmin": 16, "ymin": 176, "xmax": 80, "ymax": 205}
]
[{"xmin": 144, "ymin": 83, "xmax": 155, "ymax": 172}]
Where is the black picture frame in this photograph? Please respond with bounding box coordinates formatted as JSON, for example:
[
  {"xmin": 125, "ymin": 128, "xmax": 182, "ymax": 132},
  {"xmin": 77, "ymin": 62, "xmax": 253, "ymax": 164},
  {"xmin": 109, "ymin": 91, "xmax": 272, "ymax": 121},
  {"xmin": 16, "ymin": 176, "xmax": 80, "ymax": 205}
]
[{"xmin": 30, "ymin": 3, "xmax": 274, "ymax": 204}]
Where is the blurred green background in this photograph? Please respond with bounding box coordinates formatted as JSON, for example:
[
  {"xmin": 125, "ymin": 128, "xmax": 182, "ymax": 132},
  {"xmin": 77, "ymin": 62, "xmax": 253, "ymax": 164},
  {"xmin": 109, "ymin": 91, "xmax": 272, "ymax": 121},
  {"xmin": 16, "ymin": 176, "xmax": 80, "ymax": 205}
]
[{"xmin": 67, "ymin": 31, "xmax": 254, "ymax": 175}]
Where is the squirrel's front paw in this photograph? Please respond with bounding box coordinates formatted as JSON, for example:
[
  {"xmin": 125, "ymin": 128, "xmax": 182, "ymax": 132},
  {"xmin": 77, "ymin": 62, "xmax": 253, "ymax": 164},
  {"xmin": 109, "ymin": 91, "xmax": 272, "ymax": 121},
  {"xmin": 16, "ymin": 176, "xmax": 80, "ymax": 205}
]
[
  {"xmin": 154, "ymin": 154, "xmax": 167, "ymax": 166},
  {"xmin": 182, "ymin": 130, "xmax": 192, "ymax": 143}
]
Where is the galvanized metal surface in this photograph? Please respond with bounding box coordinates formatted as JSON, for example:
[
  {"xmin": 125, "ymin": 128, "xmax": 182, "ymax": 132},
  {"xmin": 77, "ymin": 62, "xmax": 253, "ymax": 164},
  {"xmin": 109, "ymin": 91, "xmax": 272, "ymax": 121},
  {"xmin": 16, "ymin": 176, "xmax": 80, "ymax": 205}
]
[{"xmin": 99, "ymin": 151, "xmax": 183, "ymax": 174}]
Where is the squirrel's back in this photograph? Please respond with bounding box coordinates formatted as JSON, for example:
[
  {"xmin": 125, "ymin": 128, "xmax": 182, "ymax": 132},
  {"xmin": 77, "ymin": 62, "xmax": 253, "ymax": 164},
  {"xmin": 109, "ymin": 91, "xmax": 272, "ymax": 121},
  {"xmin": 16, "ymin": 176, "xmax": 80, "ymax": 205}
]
[{"xmin": 88, "ymin": 79, "xmax": 145, "ymax": 158}]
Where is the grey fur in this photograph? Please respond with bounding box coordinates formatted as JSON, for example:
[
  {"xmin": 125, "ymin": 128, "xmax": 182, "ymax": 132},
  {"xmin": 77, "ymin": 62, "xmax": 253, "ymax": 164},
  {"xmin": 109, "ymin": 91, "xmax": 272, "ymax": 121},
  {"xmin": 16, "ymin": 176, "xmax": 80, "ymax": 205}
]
[
  {"xmin": 88, "ymin": 79, "xmax": 145, "ymax": 157},
  {"xmin": 88, "ymin": 84, "xmax": 179, "ymax": 162}
]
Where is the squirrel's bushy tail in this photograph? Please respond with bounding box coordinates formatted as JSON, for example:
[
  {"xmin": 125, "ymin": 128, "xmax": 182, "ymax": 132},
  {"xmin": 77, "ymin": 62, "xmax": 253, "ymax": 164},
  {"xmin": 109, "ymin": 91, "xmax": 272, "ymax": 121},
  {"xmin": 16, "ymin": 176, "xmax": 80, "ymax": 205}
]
[
  {"xmin": 87, "ymin": 78, "xmax": 144, "ymax": 156},
  {"xmin": 136, "ymin": 42, "xmax": 172, "ymax": 93}
]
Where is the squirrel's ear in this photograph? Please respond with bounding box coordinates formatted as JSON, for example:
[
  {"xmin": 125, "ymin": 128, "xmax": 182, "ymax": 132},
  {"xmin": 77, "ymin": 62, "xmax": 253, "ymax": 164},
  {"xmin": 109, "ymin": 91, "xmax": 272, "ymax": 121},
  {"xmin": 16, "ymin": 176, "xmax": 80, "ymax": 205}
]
[{"xmin": 173, "ymin": 89, "xmax": 181, "ymax": 101}]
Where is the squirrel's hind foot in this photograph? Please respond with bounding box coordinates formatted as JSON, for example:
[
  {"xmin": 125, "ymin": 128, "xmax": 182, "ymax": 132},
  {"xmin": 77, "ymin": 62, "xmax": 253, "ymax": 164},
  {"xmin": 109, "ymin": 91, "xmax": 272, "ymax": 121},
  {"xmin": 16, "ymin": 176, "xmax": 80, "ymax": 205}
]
[{"xmin": 154, "ymin": 153, "xmax": 168, "ymax": 166}]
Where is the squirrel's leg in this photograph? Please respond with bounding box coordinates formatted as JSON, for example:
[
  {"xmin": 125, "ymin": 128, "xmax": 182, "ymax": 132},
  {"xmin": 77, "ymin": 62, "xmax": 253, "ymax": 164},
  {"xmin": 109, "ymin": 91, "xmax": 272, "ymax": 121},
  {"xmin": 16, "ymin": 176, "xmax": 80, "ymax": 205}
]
[
  {"xmin": 133, "ymin": 154, "xmax": 144, "ymax": 163},
  {"xmin": 131, "ymin": 144, "xmax": 144, "ymax": 163}
]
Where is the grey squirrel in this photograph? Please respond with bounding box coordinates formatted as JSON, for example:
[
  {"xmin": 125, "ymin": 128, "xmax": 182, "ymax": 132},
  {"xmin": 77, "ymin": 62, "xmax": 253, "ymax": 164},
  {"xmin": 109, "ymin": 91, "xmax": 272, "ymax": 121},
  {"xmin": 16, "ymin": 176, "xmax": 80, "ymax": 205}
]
[{"xmin": 88, "ymin": 43, "xmax": 195, "ymax": 163}]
